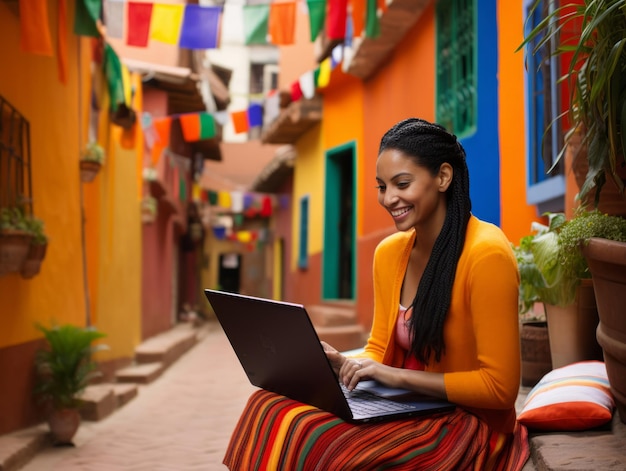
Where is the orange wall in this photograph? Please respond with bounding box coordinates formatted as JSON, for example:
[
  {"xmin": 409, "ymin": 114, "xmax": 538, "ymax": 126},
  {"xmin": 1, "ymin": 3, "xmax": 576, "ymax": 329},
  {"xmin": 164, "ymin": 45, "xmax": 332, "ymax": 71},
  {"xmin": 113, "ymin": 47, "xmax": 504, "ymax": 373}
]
[
  {"xmin": 497, "ymin": 0, "xmax": 540, "ymax": 245},
  {"xmin": 361, "ymin": 4, "xmax": 437, "ymax": 235},
  {"xmin": 0, "ymin": 2, "xmax": 88, "ymax": 347}
]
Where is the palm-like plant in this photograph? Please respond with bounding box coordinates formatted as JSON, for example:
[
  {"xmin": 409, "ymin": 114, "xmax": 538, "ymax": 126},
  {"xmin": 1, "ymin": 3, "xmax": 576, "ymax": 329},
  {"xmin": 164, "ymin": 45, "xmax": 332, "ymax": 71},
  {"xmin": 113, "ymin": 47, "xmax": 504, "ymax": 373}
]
[
  {"xmin": 521, "ymin": 0, "xmax": 626, "ymax": 205},
  {"xmin": 34, "ymin": 324, "xmax": 107, "ymax": 410}
]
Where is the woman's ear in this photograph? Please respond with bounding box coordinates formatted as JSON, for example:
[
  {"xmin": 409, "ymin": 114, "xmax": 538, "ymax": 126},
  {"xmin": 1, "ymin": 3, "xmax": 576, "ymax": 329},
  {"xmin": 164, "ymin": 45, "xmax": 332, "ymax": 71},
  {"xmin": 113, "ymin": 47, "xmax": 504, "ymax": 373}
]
[{"xmin": 438, "ymin": 163, "xmax": 453, "ymax": 192}]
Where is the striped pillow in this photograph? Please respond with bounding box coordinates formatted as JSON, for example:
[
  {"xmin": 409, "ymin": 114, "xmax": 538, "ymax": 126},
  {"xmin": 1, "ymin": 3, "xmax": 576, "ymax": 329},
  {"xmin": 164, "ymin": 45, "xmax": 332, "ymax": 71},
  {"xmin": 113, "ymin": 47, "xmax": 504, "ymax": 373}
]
[{"xmin": 517, "ymin": 361, "xmax": 614, "ymax": 431}]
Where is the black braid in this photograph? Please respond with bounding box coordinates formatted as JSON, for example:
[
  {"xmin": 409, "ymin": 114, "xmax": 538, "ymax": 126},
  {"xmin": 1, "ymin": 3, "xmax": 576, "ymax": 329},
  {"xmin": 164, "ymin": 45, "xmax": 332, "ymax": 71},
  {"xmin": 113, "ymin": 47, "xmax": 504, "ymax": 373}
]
[{"xmin": 378, "ymin": 118, "xmax": 472, "ymax": 364}]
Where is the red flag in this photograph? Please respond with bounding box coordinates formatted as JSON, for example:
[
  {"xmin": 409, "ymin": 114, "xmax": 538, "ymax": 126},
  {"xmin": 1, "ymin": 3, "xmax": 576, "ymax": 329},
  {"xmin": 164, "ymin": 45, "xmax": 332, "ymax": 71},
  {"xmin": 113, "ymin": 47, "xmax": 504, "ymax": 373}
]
[
  {"xmin": 327, "ymin": 0, "xmax": 349, "ymax": 40},
  {"xmin": 127, "ymin": 2, "xmax": 153, "ymax": 47}
]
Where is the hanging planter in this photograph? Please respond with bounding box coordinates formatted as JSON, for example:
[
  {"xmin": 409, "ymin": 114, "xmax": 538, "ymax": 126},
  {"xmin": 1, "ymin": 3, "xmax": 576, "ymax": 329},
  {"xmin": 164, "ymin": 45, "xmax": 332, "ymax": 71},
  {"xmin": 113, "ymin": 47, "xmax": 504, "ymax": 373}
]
[
  {"xmin": 80, "ymin": 142, "xmax": 105, "ymax": 183},
  {"xmin": 21, "ymin": 241, "xmax": 48, "ymax": 279},
  {"xmin": 0, "ymin": 207, "xmax": 33, "ymax": 276}
]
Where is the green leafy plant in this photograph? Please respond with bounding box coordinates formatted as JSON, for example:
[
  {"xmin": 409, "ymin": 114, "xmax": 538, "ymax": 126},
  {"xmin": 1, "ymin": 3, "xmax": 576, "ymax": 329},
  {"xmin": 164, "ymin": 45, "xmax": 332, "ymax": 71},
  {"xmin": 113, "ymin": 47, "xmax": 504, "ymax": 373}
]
[
  {"xmin": 532, "ymin": 210, "xmax": 626, "ymax": 306},
  {"xmin": 24, "ymin": 216, "xmax": 47, "ymax": 245},
  {"xmin": 34, "ymin": 324, "xmax": 108, "ymax": 410},
  {"xmin": 81, "ymin": 141, "xmax": 105, "ymax": 164},
  {"xmin": 521, "ymin": 0, "xmax": 626, "ymax": 206},
  {"xmin": 0, "ymin": 207, "xmax": 29, "ymax": 232}
]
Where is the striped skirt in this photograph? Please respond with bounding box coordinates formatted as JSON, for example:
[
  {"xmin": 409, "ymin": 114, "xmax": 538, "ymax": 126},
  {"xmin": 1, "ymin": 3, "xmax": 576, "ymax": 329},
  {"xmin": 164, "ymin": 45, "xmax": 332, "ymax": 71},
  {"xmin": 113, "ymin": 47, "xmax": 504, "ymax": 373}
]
[{"xmin": 224, "ymin": 390, "xmax": 530, "ymax": 470}]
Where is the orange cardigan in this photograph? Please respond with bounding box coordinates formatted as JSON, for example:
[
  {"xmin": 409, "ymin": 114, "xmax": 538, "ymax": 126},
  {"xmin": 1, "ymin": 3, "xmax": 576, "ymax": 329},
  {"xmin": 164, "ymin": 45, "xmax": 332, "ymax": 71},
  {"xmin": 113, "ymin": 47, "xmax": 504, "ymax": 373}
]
[{"xmin": 363, "ymin": 216, "xmax": 521, "ymax": 433}]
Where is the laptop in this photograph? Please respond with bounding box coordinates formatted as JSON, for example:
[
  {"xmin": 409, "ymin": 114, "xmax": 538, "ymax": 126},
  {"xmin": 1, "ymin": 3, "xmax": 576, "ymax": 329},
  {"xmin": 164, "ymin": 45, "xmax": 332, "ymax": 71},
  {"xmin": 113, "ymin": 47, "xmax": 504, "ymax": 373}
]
[{"xmin": 204, "ymin": 289, "xmax": 456, "ymax": 424}]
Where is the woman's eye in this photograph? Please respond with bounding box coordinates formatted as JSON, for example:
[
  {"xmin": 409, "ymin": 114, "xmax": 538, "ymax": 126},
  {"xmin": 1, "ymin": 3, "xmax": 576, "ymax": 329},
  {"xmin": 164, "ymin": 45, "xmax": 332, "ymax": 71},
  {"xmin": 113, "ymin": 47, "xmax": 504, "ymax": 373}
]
[
  {"xmin": 375, "ymin": 185, "xmax": 386, "ymax": 192},
  {"xmin": 397, "ymin": 181, "xmax": 410, "ymax": 189}
]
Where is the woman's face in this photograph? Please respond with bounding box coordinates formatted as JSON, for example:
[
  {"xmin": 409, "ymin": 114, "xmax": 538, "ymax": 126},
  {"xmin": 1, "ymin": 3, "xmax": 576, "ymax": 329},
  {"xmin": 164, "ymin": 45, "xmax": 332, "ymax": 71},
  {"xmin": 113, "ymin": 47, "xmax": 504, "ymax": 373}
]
[{"xmin": 375, "ymin": 149, "xmax": 451, "ymax": 232}]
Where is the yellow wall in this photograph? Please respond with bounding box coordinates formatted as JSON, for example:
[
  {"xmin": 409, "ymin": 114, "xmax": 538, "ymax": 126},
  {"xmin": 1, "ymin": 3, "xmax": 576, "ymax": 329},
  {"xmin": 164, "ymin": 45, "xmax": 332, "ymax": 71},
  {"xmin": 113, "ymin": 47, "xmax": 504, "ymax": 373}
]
[
  {"xmin": 0, "ymin": 2, "xmax": 88, "ymax": 347},
  {"xmin": 291, "ymin": 126, "xmax": 324, "ymax": 270}
]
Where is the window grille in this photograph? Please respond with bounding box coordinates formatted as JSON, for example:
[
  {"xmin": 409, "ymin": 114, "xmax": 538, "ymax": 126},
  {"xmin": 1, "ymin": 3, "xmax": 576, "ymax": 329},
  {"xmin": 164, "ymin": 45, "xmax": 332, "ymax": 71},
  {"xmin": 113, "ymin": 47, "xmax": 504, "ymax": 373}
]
[
  {"xmin": 297, "ymin": 195, "xmax": 309, "ymax": 270},
  {"xmin": 0, "ymin": 95, "xmax": 32, "ymax": 214},
  {"xmin": 436, "ymin": 0, "xmax": 476, "ymax": 136}
]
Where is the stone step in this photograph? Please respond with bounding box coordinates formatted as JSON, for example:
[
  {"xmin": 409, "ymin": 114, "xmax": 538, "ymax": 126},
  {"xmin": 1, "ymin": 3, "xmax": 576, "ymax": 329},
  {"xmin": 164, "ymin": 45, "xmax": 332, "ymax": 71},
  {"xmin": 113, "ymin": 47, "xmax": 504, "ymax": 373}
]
[
  {"xmin": 307, "ymin": 303, "xmax": 357, "ymax": 328},
  {"xmin": 0, "ymin": 425, "xmax": 49, "ymax": 471},
  {"xmin": 115, "ymin": 362, "xmax": 165, "ymax": 385},
  {"xmin": 315, "ymin": 324, "xmax": 368, "ymax": 352},
  {"xmin": 134, "ymin": 324, "xmax": 198, "ymax": 366},
  {"xmin": 78, "ymin": 383, "xmax": 139, "ymax": 421}
]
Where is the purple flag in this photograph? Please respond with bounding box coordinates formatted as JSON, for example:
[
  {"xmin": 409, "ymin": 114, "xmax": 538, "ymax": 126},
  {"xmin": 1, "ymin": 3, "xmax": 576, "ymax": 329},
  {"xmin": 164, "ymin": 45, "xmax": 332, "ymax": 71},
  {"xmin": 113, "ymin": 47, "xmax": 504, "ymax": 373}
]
[
  {"xmin": 179, "ymin": 5, "xmax": 221, "ymax": 49},
  {"xmin": 247, "ymin": 103, "xmax": 263, "ymax": 127}
]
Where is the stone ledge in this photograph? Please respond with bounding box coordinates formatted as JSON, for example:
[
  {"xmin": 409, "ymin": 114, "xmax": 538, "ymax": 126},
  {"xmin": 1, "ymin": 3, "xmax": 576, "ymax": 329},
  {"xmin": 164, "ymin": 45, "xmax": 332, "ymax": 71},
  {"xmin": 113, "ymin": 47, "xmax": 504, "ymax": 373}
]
[
  {"xmin": 0, "ymin": 425, "xmax": 49, "ymax": 471},
  {"xmin": 134, "ymin": 324, "xmax": 198, "ymax": 367}
]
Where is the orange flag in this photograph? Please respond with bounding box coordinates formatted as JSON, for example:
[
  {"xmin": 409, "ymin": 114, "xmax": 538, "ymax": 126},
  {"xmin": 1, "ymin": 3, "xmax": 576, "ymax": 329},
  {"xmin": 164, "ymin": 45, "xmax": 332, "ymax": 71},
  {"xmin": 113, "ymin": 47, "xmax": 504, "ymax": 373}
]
[
  {"xmin": 151, "ymin": 117, "xmax": 172, "ymax": 166},
  {"xmin": 231, "ymin": 110, "xmax": 249, "ymax": 134},
  {"xmin": 57, "ymin": 0, "xmax": 68, "ymax": 83},
  {"xmin": 350, "ymin": 0, "xmax": 365, "ymax": 38},
  {"xmin": 268, "ymin": 2, "xmax": 296, "ymax": 45},
  {"xmin": 19, "ymin": 0, "xmax": 53, "ymax": 56}
]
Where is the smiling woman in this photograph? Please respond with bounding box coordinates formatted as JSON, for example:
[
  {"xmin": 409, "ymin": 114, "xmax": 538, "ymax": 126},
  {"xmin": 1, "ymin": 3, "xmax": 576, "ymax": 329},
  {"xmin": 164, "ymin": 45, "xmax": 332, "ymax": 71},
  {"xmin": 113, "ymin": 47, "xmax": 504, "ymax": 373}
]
[{"xmin": 223, "ymin": 118, "xmax": 530, "ymax": 470}]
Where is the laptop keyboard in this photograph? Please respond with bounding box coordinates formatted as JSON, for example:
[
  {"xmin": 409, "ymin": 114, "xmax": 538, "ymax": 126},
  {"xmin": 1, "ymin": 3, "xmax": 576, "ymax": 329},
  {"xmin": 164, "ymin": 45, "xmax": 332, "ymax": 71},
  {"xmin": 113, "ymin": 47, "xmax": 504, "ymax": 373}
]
[{"xmin": 342, "ymin": 385, "xmax": 417, "ymax": 415}]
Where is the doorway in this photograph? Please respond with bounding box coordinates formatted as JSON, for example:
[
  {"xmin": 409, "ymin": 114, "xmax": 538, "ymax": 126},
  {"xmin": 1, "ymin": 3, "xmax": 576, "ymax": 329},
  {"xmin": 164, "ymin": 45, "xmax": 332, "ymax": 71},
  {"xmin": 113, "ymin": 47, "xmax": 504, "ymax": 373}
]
[{"xmin": 323, "ymin": 143, "xmax": 356, "ymax": 300}]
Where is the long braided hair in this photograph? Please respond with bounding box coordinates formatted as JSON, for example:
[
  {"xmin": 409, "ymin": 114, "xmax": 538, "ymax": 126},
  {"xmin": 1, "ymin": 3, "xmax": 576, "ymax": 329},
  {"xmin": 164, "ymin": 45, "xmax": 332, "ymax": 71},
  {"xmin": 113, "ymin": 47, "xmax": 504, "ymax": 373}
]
[{"xmin": 378, "ymin": 118, "xmax": 472, "ymax": 364}]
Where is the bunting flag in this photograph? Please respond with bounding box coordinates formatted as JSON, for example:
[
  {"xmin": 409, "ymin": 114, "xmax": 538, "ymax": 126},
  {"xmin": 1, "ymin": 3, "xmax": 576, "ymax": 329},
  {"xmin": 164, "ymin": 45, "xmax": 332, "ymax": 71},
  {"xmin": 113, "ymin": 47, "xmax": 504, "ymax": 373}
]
[
  {"xmin": 247, "ymin": 104, "xmax": 263, "ymax": 128},
  {"xmin": 328, "ymin": 0, "xmax": 349, "ymax": 40},
  {"xmin": 127, "ymin": 2, "xmax": 153, "ymax": 47},
  {"xmin": 366, "ymin": 0, "xmax": 381, "ymax": 38},
  {"xmin": 179, "ymin": 5, "xmax": 221, "ymax": 49},
  {"xmin": 57, "ymin": 0, "xmax": 69, "ymax": 83},
  {"xmin": 103, "ymin": 43, "xmax": 125, "ymax": 112},
  {"xmin": 317, "ymin": 57, "xmax": 332, "ymax": 88},
  {"xmin": 19, "ymin": 0, "xmax": 53, "ymax": 56},
  {"xmin": 151, "ymin": 116, "xmax": 172, "ymax": 166},
  {"xmin": 179, "ymin": 113, "xmax": 216, "ymax": 142},
  {"xmin": 218, "ymin": 191, "xmax": 232, "ymax": 209},
  {"xmin": 74, "ymin": 0, "xmax": 102, "ymax": 37},
  {"xmin": 299, "ymin": 71, "xmax": 316, "ymax": 99},
  {"xmin": 291, "ymin": 81, "xmax": 303, "ymax": 102},
  {"xmin": 243, "ymin": 4, "xmax": 269, "ymax": 45},
  {"xmin": 231, "ymin": 110, "xmax": 249, "ymax": 134},
  {"xmin": 268, "ymin": 1, "xmax": 296, "ymax": 46},
  {"xmin": 150, "ymin": 3, "xmax": 184, "ymax": 44},
  {"xmin": 350, "ymin": 0, "xmax": 365, "ymax": 38},
  {"xmin": 104, "ymin": 0, "xmax": 124, "ymax": 39},
  {"xmin": 307, "ymin": 0, "xmax": 326, "ymax": 41}
]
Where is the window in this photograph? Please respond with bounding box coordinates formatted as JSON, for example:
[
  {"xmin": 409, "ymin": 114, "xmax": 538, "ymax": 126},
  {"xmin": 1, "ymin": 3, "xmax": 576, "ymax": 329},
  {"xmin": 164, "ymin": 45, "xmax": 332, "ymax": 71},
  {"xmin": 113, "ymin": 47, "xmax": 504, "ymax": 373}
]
[
  {"xmin": 297, "ymin": 195, "xmax": 309, "ymax": 270},
  {"xmin": 0, "ymin": 95, "xmax": 32, "ymax": 212},
  {"xmin": 523, "ymin": 0, "xmax": 565, "ymax": 211},
  {"xmin": 436, "ymin": 0, "xmax": 476, "ymax": 136}
]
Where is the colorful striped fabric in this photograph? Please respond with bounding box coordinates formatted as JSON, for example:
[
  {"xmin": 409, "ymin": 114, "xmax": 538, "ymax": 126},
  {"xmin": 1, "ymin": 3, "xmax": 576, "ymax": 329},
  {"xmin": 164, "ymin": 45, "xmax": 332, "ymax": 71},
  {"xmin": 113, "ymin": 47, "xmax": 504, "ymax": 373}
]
[{"xmin": 224, "ymin": 390, "xmax": 530, "ymax": 470}]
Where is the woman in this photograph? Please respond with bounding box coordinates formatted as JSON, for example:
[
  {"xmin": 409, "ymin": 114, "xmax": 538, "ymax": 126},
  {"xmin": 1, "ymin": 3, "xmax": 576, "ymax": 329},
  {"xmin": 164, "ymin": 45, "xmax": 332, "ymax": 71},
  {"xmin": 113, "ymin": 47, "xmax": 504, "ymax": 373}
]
[{"xmin": 224, "ymin": 118, "xmax": 529, "ymax": 470}]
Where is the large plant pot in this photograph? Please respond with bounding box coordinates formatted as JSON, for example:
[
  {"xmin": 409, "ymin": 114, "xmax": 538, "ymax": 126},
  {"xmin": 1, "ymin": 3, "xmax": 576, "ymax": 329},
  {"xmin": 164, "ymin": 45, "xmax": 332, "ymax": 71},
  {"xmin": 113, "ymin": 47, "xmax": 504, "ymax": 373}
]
[
  {"xmin": 582, "ymin": 237, "xmax": 626, "ymax": 424},
  {"xmin": 520, "ymin": 321, "xmax": 552, "ymax": 387},
  {"xmin": 47, "ymin": 408, "xmax": 81, "ymax": 445},
  {"xmin": 544, "ymin": 279, "xmax": 603, "ymax": 369}
]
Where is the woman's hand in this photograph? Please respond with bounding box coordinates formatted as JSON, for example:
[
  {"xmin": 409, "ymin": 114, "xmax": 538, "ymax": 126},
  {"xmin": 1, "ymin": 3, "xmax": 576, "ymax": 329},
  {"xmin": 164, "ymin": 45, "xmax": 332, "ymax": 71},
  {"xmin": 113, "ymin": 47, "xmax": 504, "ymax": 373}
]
[
  {"xmin": 338, "ymin": 358, "xmax": 402, "ymax": 391},
  {"xmin": 321, "ymin": 341, "xmax": 346, "ymax": 375}
]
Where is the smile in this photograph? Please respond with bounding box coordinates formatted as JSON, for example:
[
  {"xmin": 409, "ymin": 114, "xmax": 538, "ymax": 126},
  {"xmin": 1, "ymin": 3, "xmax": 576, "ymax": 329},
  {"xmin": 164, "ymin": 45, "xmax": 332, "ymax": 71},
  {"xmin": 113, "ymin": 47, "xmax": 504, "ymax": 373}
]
[{"xmin": 390, "ymin": 207, "xmax": 411, "ymax": 218}]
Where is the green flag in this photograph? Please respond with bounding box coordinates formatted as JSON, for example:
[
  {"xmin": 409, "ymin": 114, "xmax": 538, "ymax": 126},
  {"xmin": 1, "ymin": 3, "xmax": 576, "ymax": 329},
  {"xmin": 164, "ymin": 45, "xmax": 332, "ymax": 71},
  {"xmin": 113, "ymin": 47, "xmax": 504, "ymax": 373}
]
[
  {"xmin": 243, "ymin": 5, "xmax": 269, "ymax": 45},
  {"xmin": 366, "ymin": 0, "xmax": 380, "ymax": 39},
  {"xmin": 103, "ymin": 44, "xmax": 124, "ymax": 112},
  {"xmin": 74, "ymin": 0, "xmax": 101, "ymax": 37},
  {"xmin": 307, "ymin": 0, "xmax": 326, "ymax": 42},
  {"xmin": 200, "ymin": 113, "xmax": 216, "ymax": 139}
]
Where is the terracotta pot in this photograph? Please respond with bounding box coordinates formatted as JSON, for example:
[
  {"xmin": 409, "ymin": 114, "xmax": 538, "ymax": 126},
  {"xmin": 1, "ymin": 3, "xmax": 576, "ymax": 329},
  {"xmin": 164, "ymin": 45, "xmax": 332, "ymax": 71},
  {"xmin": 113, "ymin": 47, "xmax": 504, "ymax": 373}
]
[
  {"xmin": 0, "ymin": 230, "xmax": 32, "ymax": 276},
  {"xmin": 47, "ymin": 408, "xmax": 81, "ymax": 445},
  {"xmin": 20, "ymin": 243, "xmax": 47, "ymax": 278},
  {"xmin": 582, "ymin": 237, "xmax": 626, "ymax": 424},
  {"xmin": 544, "ymin": 279, "xmax": 604, "ymax": 369},
  {"xmin": 80, "ymin": 160, "xmax": 101, "ymax": 183},
  {"xmin": 520, "ymin": 321, "xmax": 552, "ymax": 387}
]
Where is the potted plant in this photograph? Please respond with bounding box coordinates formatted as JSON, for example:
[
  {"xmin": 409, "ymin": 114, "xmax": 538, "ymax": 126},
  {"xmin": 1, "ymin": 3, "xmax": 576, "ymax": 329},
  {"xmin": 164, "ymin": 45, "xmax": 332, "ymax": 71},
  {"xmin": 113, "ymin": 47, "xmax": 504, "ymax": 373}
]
[
  {"xmin": 513, "ymin": 229, "xmax": 553, "ymax": 387},
  {"xmin": 0, "ymin": 206, "xmax": 33, "ymax": 276},
  {"xmin": 141, "ymin": 195, "xmax": 158, "ymax": 223},
  {"xmin": 80, "ymin": 141, "xmax": 105, "ymax": 183},
  {"xmin": 19, "ymin": 215, "xmax": 48, "ymax": 279},
  {"xmin": 34, "ymin": 323, "xmax": 107, "ymax": 445},
  {"xmin": 531, "ymin": 210, "xmax": 626, "ymax": 368}
]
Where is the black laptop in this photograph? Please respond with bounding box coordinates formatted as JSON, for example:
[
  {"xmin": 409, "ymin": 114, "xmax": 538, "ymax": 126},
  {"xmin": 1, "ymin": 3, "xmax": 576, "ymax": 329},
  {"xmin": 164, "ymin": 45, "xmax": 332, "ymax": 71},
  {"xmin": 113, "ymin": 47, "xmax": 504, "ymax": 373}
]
[{"xmin": 204, "ymin": 289, "xmax": 456, "ymax": 424}]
